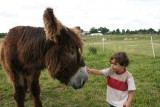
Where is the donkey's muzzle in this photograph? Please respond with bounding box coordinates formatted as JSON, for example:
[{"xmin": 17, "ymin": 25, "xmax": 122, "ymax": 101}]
[{"xmin": 70, "ymin": 67, "xmax": 88, "ymax": 89}]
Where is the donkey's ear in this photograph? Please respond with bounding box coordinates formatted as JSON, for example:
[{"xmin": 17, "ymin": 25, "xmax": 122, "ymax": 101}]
[
  {"xmin": 70, "ymin": 26, "xmax": 81, "ymax": 36},
  {"xmin": 43, "ymin": 7, "xmax": 63, "ymax": 42}
]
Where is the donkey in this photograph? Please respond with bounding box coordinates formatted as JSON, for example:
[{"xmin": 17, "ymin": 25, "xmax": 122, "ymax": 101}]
[{"xmin": 1, "ymin": 8, "xmax": 88, "ymax": 107}]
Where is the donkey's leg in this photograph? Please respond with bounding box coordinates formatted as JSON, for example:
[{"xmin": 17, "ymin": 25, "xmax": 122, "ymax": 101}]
[
  {"xmin": 24, "ymin": 78, "xmax": 29, "ymax": 93},
  {"xmin": 29, "ymin": 71, "xmax": 43, "ymax": 107},
  {"xmin": 13, "ymin": 74, "xmax": 26, "ymax": 107}
]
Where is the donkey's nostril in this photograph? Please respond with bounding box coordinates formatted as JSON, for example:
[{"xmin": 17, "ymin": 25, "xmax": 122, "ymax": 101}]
[
  {"xmin": 83, "ymin": 81, "xmax": 85, "ymax": 85},
  {"xmin": 81, "ymin": 81, "xmax": 85, "ymax": 87}
]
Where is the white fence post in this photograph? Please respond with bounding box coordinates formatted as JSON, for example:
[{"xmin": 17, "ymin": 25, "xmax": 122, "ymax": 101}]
[
  {"xmin": 102, "ymin": 37, "xmax": 106, "ymax": 53},
  {"xmin": 151, "ymin": 36, "xmax": 155, "ymax": 58}
]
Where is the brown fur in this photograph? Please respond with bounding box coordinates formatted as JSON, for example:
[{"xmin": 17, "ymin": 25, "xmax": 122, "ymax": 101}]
[{"xmin": 1, "ymin": 8, "xmax": 85, "ymax": 107}]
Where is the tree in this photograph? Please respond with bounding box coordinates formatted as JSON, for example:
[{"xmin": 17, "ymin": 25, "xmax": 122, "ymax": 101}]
[
  {"xmin": 112, "ymin": 30, "xmax": 116, "ymax": 34},
  {"xmin": 138, "ymin": 29, "xmax": 145, "ymax": 34},
  {"xmin": 97, "ymin": 27, "xmax": 109, "ymax": 34},
  {"xmin": 122, "ymin": 29, "xmax": 125, "ymax": 34},
  {"xmin": 115, "ymin": 29, "xmax": 120, "ymax": 34},
  {"xmin": 0, "ymin": 33, "xmax": 6, "ymax": 38},
  {"xmin": 89, "ymin": 27, "xmax": 98, "ymax": 33},
  {"xmin": 147, "ymin": 28, "xmax": 156, "ymax": 34},
  {"xmin": 158, "ymin": 29, "xmax": 160, "ymax": 35},
  {"xmin": 126, "ymin": 29, "xmax": 130, "ymax": 34},
  {"xmin": 80, "ymin": 29, "xmax": 84, "ymax": 33}
]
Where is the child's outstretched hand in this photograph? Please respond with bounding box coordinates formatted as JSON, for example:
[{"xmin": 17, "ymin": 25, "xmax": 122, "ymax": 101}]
[{"xmin": 87, "ymin": 68, "xmax": 91, "ymax": 74}]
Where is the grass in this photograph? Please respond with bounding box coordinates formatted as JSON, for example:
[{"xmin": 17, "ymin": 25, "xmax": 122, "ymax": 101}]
[{"xmin": 0, "ymin": 34, "xmax": 160, "ymax": 107}]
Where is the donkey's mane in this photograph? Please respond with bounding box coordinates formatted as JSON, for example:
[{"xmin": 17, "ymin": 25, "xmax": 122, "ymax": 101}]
[{"xmin": 5, "ymin": 25, "xmax": 83, "ymax": 77}]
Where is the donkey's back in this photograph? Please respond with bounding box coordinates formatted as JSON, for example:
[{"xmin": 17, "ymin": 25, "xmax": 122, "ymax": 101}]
[{"xmin": 1, "ymin": 26, "xmax": 47, "ymax": 74}]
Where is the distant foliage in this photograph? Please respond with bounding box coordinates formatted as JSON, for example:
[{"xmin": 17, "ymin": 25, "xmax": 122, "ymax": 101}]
[
  {"xmin": 88, "ymin": 46, "xmax": 97, "ymax": 55},
  {"xmin": 88, "ymin": 26, "xmax": 160, "ymax": 35},
  {"xmin": 0, "ymin": 33, "xmax": 6, "ymax": 38}
]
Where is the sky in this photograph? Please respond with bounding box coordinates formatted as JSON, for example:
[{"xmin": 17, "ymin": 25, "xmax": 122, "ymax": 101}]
[{"xmin": 0, "ymin": 0, "xmax": 160, "ymax": 32}]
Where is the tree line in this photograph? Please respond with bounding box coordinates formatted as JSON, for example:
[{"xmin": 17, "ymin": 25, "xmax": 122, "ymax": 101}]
[
  {"xmin": 0, "ymin": 33, "xmax": 6, "ymax": 38},
  {"xmin": 84, "ymin": 27, "xmax": 160, "ymax": 35},
  {"xmin": 1, "ymin": 27, "xmax": 160, "ymax": 37}
]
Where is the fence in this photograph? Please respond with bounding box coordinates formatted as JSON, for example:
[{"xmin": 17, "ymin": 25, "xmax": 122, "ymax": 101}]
[{"xmin": 83, "ymin": 35, "xmax": 160, "ymax": 58}]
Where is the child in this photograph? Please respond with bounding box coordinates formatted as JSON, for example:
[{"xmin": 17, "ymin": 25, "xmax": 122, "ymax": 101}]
[{"xmin": 87, "ymin": 52, "xmax": 136, "ymax": 107}]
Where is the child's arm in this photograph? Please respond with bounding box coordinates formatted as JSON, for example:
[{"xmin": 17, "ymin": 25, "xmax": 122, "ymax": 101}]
[
  {"xmin": 124, "ymin": 90, "xmax": 135, "ymax": 107},
  {"xmin": 87, "ymin": 69, "xmax": 103, "ymax": 75}
]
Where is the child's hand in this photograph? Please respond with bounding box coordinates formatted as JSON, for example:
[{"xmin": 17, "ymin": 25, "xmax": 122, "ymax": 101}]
[
  {"xmin": 124, "ymin": 101, "xmax": 131, "ymax": 107},
  {"xmin": 87, "ymin": 68, "xmax": 91, "ymax": 74}
]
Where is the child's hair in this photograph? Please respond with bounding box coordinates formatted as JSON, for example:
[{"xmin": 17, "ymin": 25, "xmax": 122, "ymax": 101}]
[{"xmin": 109, "ymin": 51, "xmax": 129, "ymax": 67}]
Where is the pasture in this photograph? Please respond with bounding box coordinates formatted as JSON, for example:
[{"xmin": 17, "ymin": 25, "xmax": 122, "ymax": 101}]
[{"xmin": 0, "ymin": 34, "xmax": 160, "ymax": 107}]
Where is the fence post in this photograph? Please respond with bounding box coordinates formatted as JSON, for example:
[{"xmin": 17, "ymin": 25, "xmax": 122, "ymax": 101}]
[
  {"xmin": 102, "ymin": 37, "xmax": 105, "ymax": 53},
  {"xmin": 151, "ymin": 36, "xmax": 155, "ymax": 58}
]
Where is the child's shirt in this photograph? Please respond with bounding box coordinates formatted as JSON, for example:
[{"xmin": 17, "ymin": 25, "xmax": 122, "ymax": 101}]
[{"xmin": 101, "ymin": 68, "xmax": 136, "ymax": 107}]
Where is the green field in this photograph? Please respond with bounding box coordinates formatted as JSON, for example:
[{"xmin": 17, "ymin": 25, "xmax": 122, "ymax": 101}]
[{"xmin": 0, "ymin": 34, "xmax": 160, "ymax": 107}]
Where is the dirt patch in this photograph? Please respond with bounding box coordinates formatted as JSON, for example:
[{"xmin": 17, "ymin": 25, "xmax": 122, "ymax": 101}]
[{"xmin": 53, "ymin": 86, "xmax": 65, "ymax": 91}]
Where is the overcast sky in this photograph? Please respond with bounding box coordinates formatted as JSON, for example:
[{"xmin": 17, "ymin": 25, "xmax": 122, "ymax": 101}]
[{"xmin": 0, "ymin": 0, "xmax": 160, "ymax": 32}]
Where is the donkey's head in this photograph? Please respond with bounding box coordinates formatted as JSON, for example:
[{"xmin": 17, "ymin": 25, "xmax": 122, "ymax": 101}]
[{"xmin": 43, "ymin": 8, "xmax": 88, "ymax": 89}]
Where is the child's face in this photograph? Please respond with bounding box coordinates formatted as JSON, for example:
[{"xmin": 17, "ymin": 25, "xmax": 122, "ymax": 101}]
[{"xmin": 110, "ymin": 59, "xmax": 125, "ymax": 72}]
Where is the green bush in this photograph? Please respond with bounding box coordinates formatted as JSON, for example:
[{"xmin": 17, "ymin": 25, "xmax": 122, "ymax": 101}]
[{"xmin": 88, "ymin": 46, "xmax": 97, "ymax": 55}]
